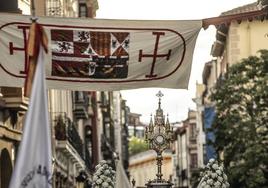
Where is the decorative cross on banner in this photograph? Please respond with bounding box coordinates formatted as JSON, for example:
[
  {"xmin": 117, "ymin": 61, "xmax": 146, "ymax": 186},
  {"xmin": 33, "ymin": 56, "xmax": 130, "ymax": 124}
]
[
  {"xmin": 9, "ymin": 25, "xmax": 30, "ymax": 74},
  {"xmin": 138, "ymin": 32, "xmax": 172, "ymax": 78}
]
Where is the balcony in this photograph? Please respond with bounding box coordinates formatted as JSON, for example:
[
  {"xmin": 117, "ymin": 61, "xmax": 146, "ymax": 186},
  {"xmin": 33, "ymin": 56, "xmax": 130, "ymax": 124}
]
[
  {"xmin": 53, "ymin": 114, "xmax": 85, "ymax": 169},
  {"xmin": 101, "ymin": 134, "xmax": 114, "ymax": 160},
  {"xmin": 1, "ymin": 87, "xmax": 28, "ymax": 111},
  {"xmin": 0, "ymin": 96, "xmax": 5, "ymax": 109}
]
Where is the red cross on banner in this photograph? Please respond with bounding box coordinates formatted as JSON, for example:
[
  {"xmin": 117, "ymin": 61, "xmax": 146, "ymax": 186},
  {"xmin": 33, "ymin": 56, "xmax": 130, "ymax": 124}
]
[{"xmin": 138, "ymin": 32, "xmax": 172, "ymax": 78}]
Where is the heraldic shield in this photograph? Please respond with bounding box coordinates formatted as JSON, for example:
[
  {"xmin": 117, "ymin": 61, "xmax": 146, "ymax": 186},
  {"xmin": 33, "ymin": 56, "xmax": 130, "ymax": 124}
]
[{"xmin": 51, "ymin": 29, "xmax": 129, "ymax": 79}]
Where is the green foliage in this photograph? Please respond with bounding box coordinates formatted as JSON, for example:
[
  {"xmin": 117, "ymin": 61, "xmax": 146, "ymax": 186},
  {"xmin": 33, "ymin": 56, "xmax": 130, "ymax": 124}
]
[
  {"xmin": 210, "ymin": 50, "xmax": 268, "ymax": 188},
  {"xmin": 128, "ymin": 136, "xmax": 148, "ymax": 156}
]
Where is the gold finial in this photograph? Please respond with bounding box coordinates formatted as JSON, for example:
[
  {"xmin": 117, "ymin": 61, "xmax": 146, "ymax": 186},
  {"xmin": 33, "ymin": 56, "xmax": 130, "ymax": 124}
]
[
  {"xmin": 156, "ymin": 90, "xmax": 164, "ymax": 98},
  {"xmin": 156, "ymin": 91, "xmax": 164, "ymax": 108}
]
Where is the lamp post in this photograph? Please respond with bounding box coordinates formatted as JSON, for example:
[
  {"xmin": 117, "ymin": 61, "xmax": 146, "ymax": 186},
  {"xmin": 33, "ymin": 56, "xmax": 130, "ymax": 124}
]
[{"xmin": 144, "ymin": 91, "xmax": 173, "ymax": 188}]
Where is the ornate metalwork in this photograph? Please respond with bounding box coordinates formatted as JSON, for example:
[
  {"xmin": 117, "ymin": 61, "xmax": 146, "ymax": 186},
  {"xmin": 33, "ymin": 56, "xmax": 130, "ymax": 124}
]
[{"xmin": 145, "ymin": 91, "xmax": 173, "ymax": 187}]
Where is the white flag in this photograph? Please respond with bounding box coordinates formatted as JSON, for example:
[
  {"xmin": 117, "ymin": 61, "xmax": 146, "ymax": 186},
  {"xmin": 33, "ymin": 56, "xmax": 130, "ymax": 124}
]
[
  {"xmin": 115, "ymin": 160, "xmax": 132, "ymax": 188},
  {"xmin": 9, "ymin": 45, "xmax": 52, "ymax": 188}
]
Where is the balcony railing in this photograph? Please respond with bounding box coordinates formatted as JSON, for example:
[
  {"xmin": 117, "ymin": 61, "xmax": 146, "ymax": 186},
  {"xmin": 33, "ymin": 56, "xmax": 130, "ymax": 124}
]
[
  {"xmin": 84, "ymin": 148, "xmax": 92, "ymax": 171},
  {"xmin": 67, "ymin": 121, "xmax": 84, "ymax": 159},
  {"xmin": 101, "ymin": 134, "xmax": 114, "ymax": 160},
  {"xmin": 54, "ymin": 114, "xmax": 84, "ymax": 159}
]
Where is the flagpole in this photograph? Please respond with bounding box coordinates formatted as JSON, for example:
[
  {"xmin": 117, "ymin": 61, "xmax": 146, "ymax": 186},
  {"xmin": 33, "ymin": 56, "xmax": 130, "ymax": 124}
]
[
  {"xmin": 30, "ymin": 1, "xmax": 56, "ymax": 180},
  {"xmin": 24, "ymin": 0, "xmax": 39, "ymax": 97},
  {"xmin": 30, "ymin": 0, "xmax": 37, "ymax": 22}
]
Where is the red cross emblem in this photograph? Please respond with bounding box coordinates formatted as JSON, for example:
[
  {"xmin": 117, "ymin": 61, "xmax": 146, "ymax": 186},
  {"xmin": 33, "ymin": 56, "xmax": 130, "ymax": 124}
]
[
  {"xmin": 8, "ymin": 25, "xmax": 30, "ymax": 74},
  {"xmin": 138, "ymin": 32, "xmax": 172, "ymax": 78}
]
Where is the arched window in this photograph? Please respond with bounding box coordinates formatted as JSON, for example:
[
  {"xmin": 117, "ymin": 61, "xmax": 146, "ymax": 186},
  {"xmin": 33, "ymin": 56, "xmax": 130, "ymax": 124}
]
[{"xmin": 0, "ymin": 148, "xmax": 13, "ymax": 188}]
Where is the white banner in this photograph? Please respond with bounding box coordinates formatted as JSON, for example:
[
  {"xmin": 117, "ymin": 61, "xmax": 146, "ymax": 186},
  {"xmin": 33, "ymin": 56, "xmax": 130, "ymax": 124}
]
[
  {"xmin": 115, "ymin": 160, "xmax": 132, "ymax": 188},
  {"xmin": 9, "ymin": 45, "xmax": 52, "ymax": 188},
  {"xmin": 0, "ymin": 13, "xmax": 202, "ymax": 90}
]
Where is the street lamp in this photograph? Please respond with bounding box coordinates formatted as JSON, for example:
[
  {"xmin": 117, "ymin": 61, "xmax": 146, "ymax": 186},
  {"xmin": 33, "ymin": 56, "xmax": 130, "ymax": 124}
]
[{"xmin": 144, "ymin": 91, "xmax": 173, "ymax": 188}]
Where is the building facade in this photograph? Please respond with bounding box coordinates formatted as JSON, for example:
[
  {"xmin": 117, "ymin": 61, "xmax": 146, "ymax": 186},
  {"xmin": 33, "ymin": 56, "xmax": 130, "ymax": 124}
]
[
  {"xmin": 98, "ymin": 90, "xmax": 131, "ymax": 177},
  {"xmin": 0, "ymin": 1, "xmax": 100, "ymax": 188},
  {"xmin": 121, "ymin": 100, "xmax": 130, "ymax": 177},
  {"xmin": 128, "ymin": 112, "xmax": 146, "ymax": 139},
  {"xmin": 172, "ymin": 110, "xmax": 199, "ymax": 188},
  {"xmin": 45, "ymin": 1, "xmax": 99, "ymax": 187},
  {"xmin": 0, "ymin": 1, "xmax": 30, "ymax": 188},
  {"xmin": 200, "ymin": 1, "xmax": 268, "ymax": 163},
  {"xmin": 193, "ymin": 84, "xmax": 206, "ymax": 168}
]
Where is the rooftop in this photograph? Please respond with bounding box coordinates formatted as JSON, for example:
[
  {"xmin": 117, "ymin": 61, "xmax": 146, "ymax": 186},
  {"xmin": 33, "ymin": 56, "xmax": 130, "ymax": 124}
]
[{"xmin": 221, "ymin": 2, "xmax": 261, "ymax": 16}]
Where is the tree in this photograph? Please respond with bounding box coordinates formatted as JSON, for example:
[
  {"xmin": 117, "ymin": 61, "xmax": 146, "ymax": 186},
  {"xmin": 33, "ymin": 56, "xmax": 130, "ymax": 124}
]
[
  {"xmin": 210, "ymin": 50, "xmax": 268, "ymax": 188},
  {"xmin": 128, "ymin": 136, "xmax": 148, "ymax": 156}
]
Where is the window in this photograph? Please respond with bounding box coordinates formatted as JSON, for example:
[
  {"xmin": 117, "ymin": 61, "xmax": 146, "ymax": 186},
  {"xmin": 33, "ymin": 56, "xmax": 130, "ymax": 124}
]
[
  {"xmin": 46, "ymin": 0, "xmax": 61, "ymax": 16},
  {"xmin": 190, "ymin": 154, "xmax": 198, "ymax": 169},
  {"xmin": 79, "ymin": 3, "xmax": 87, "ymax": 17},
  {"xmin": 190, "ymin": 123, "xmax": 196, "ymax": 138},
  {"xmin": 0, "ymin": 0, "xmax": 19, "ymax": 12},
  {"xmin": 135, "ymin": 118, "xmax": 140, "ymax": 125}
]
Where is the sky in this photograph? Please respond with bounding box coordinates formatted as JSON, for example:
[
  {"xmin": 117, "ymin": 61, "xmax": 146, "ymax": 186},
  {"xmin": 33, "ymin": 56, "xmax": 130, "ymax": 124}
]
[{"xmin": 96, "ymin": 0, "xmax": 256, "ymax": 123}]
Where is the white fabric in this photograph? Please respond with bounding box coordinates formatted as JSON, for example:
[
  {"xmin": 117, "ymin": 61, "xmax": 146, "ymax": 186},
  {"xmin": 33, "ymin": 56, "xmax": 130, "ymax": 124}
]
[
  {"xmin": 0, "ymin": 13, "xmax": 202, "ymax": 90},
  {"xmin": 115, "ymin": 160, "xmax": 132, "ymax": 188},
  {"xmin": 9, "ymin": 46, "xmax": 52, "ymax": 188}
]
